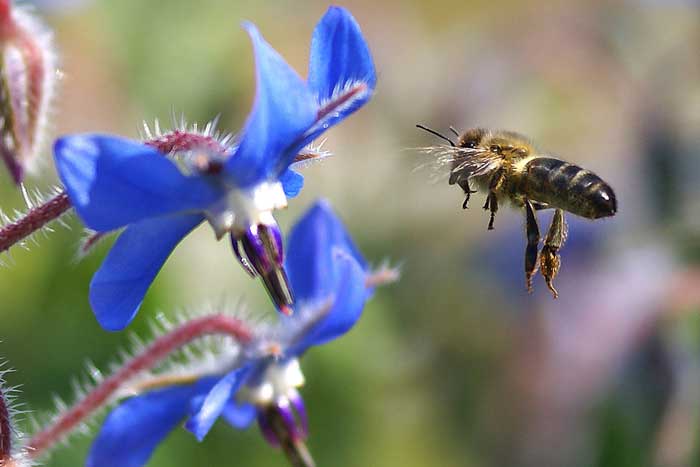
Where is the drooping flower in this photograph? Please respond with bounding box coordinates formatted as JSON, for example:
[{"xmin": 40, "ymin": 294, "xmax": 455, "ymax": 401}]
[
  {"xmin": 0, "ymin": 0, "xmax": 56, "ymax": 184},
  {"xmin": 85, "ymin": 200, "xmax": 382, "ymax": 467},
  {"xmin": 53, "ymin": 6, "xmax": 376, "ymax": 331}
]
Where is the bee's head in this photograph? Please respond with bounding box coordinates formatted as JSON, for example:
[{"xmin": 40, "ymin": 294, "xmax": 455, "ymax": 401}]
[{"xmin": 458, "ymin": 128, "xmax": 488, "ymax": 149}]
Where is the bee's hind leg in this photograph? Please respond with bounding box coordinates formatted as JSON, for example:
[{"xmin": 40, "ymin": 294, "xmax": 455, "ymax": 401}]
[
  {"xmin": 540, "ymin": 209, "xmax": 568, "ymax": 298},
  {"xmin": 484, "ymin": 193, "xmax": 498, "ymax": 230},
  {"xmin": 524, "ymin": 199, "xmax": 540, "ymax": 293}
]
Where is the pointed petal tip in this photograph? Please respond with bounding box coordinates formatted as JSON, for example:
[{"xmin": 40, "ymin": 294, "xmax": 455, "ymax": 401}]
[
  {"xmin": 311, "ymin": 198, "xmax": 333, "ymax": 211},
  {"xmin": 89, "ymin": 283, "xmax": 140, "ymax": 332},
  {"xmin": 240, "ymin": 20, "xmax": 258, "ymax": 37},
  {"xmin": 225, "ymin": 20, "xmax": 317, "ymax": 185},
  {"xmin": 184, "ymin": 418, "xmax": 208, "ymax": 442},
  {"xmin": 304, "ymin": 198, "xmax": 337, "ymax": 222},
  {"xmin": 310, "ymin": 6, "xmax": 376, "ymax": 85},
  {"xmin": 322, "ymin": 6, "xmax": 352, "ymax": 21}
]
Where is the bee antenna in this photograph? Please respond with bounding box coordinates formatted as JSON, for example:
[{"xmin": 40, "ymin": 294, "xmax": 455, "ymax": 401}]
[
  {"xmin": 449, "ymin": 126, "xmax": 460, "ymax": 138},
  {"xmin": 416, "ymin": 124, "xmax": 456, "ymax": 147}
]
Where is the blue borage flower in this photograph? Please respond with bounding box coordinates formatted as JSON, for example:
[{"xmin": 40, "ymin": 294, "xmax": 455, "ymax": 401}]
[
  {"xmin": 85, "ymin": 200, "xmax": 373, "ymax": 467},
  {"xmin": 53, "ymin": 6, "xmax": 376, "ymax": 331}
]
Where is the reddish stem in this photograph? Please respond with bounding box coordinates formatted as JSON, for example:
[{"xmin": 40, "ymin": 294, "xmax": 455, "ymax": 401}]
[
  {"xmin": 0, "ymin": 191, "xmax": 71, "ymax": 254},
  {"xmin": 0, "ymin": 0, "xmax": 12, "ymax": 40},
  {"xmin": 0, "ymin": 386, "xmax": 11, "ymax": 465},
  {"xmin": 26, "ymin": 314, "xmax": 253, "ymax": 459}
]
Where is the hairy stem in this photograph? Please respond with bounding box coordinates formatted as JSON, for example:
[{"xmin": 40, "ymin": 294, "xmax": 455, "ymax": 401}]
[
  {"xmin": 144, "ymin": 130, "xmax": 229, "ymax": 157},
  {"xmin": 0, "ymin": 191, "xmax": 70, "ymax": 254},
  {"xmin": 0, "ymin": 386, "xmax": 11, "ymax": 465},
  {"xmin": 26, "ymin": 314, "xmax": 253, "ymax": 459}
]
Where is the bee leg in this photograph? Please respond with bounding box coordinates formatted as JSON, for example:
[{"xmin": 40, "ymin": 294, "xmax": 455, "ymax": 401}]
[
  {"xmin": 457, "ymin": 178, "xmax": 476, "ymax": 209},
  {"xmin": 524, "ymin": 199, "xmax": 540, "ymax": 293},
  {"xmin": 540, "ymin": 209, "xmax": 567, "ymax": 299},
  {"xmin": 484, "ymin": 170, "xmax": 504, "ymax": 230},
  {"xmin": 484, "ymin": 170, "xmax": 505, "ymax": 230},
  {"xmin": 486, "ymin": 194, "xmax": 498, "ymax": 230}
]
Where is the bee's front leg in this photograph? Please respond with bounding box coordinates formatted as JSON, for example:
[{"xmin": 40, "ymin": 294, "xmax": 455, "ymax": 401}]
[
  {"xmin": 524, "ymin": 199, "xmax": 540, "ymax": 293},
  {"xmin": 540, "ymin": 209, "xmax": 567, "ymax": 298},
  {"xmin": 456, "ymin": 178, "xmax": 477, "ymax": 209},
  {"xmin": 484, "ymin": 170, "xmax": 505, "ymax": 230}
]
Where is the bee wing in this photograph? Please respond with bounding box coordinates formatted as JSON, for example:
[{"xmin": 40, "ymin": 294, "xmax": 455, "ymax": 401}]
[
  {"xmin": 414, "ymin": 145, "xmax": 498, "ymax": 185},
  {"xmin": 450, "ymin": 148, "xmax": 501, "ymax": 177}
]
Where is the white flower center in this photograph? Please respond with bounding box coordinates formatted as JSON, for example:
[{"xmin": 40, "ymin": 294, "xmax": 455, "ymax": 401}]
[
  {"xmin": 242, "ymin": 358, "xmax": 305, "ymax": 406},
  {"xmin": 205, "ymin": 181, "xmax": 287, "ymax": 238}
]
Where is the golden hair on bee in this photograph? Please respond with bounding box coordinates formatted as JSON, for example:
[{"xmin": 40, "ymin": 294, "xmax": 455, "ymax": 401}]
[{"xmin": 417, "ymin": 124, "xmax": 617, "ymax": 298}]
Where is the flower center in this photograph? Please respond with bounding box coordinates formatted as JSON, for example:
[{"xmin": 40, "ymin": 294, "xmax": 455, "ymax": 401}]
[
  {"xmin": 243, "ymin": 359, "xmax": 310, "ymax": 449},
  {"xmin": 205, "ymin": 181, "xmax": 287, "ymax": 238},
  {"xmin": 242, "ymin": 358, "xmax": 305, "ymax": 406}
]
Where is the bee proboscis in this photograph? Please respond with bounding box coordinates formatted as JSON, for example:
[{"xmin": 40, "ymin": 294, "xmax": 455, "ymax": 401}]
[{"xmin": 417, "ymin": 125, "xmax": 617, "ymax": 298}]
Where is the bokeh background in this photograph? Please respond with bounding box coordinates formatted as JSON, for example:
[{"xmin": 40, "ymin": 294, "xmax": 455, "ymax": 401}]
[{"xmin": 1, "ymin": 0, "xmax": 700, "ymax": 466}]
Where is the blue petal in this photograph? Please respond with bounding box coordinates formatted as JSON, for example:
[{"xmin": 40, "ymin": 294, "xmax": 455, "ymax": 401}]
[
  {"xmin": 185, "ymin": 366, "xmax": 251, "ymax": 441},
  {"xmin": 90, "ymin": 213, "xmax": 204, "ymax": 331},
  {"xmin": 280, "ymin": 168, "xmax": 304, "ymax": 197},
  {"xmin": 308, "ymin": 7, "xmax": 376, "ymax": 100},
  {"xmin": 225, "ymin": 24, "xmax": 317, "ymax": 187},
  {"xmin": 304, "ymin": 7, "xmax": 376, "ymax": 143},
  {"xmin": 54, "ymin": 134, "xmax": 222, "ymax": 232},
  {"xmin": 86, "ymin": 384, "xmax": 198, "ymax": 467},
  {"xmin": 288, "ymin": 249, "xmax": 368, "ymax": 355},
  {"xmin": 286, "ymin": 200, "xmax": 366, "ymax": 304},
  {"xmin": 221, "ymin": 401, "xmax": 257, "ymax": 429}
]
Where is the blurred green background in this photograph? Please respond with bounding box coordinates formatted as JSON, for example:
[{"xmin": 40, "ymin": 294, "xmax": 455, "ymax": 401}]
[{"xmin": 1, "ymin": 0, "xmax": 700, "ymax": 466}]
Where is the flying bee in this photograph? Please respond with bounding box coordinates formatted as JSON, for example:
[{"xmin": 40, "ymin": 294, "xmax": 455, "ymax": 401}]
[{"xmin": 417, "ymin": 125, "xmax": 617, "ymax": 298}]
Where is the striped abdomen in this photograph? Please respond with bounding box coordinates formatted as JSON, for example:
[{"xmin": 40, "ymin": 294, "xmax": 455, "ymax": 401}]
[{"xmin": 522, "ymin": 158, "xmax": 617, "ymax": 219}]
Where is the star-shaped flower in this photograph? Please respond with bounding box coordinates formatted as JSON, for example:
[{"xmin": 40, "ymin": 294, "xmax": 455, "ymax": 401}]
[
  {"xmin": 54, "ymin": 6, "xmax": 376, "ymax": 331},
  {"xmin": 85, "ymin": 200, "xmax": 382, "ymax": 467}
]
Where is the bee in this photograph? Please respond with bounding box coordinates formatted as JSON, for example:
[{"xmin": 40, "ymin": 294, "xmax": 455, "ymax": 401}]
[{"xmin": 417, "ymin": 125, "xmax": 617, "ymax": 298}]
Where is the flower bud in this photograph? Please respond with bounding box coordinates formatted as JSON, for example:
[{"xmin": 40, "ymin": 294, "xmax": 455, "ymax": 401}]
[{"xmin": 0, "ymin": 0, "xmax": 56, "ymax": 184}]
